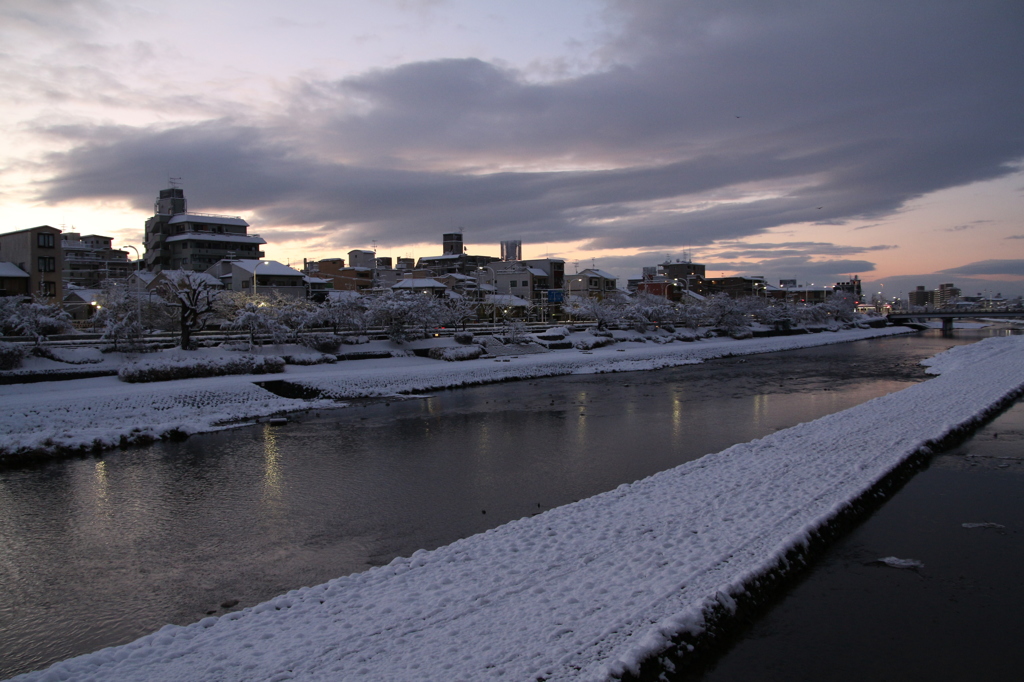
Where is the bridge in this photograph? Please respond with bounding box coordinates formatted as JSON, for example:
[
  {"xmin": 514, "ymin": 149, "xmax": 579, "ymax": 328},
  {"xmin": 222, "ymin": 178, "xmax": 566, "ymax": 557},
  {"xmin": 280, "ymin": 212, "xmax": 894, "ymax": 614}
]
[{"xmin": 887, "ymin": 310, "xmax": 1024, "ymax": 332}]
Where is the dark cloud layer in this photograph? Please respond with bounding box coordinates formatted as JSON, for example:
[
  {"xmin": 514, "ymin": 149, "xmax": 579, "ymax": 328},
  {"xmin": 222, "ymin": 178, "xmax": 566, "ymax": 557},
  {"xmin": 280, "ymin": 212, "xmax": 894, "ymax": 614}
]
[
  {"xmin": 938, "ymin": 260, "xmax": 1024, "ymax": 277},
  {"xmin": 37, "ymin": 0, "xmax": 1024, "ymax": 277}
]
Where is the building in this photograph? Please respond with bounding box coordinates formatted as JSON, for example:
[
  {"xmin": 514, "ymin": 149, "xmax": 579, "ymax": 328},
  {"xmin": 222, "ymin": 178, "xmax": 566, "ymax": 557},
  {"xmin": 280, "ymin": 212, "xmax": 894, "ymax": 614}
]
[
  {"xmin": 348, "ymin": 250, "xmax": 376, "ymax": 269},
  {"xmin": 564, "ymin": 268, "xmax": 618, "ymax": 299},
  {"xmin": 61, "ymin": 233, "xmax": 133, "ymax": 288},
  {"xmin": 832, "ymin": 276, "xmax": 863, "ymax": 301},
  {"xmin": 312, "ymin": 258, "xmax": 374, "ymax": 292},
  {"xmin": 705, "ymin": 276, "xmax": 769, "ymax": 299},
  {"xmin": 0, "ymin": 225, "xmax": 64, "ymax": 300},
  {"xmin": 391, "ymin": 278, "xmax": 449, "ymax": 297},
  {"xmin": 205, "ymin": 259, "xmax": 307, "ymax": 298},
  {"xmin": 0, "ymin": 262, "xmax": 30, "ymax": 298},
  {"xmin": 416, "ymin": 233, "xmax": 499, "ymax": 276},
  {"xmin": 143, "ymin": 187, "xmax": 265, "ymax": 272}
]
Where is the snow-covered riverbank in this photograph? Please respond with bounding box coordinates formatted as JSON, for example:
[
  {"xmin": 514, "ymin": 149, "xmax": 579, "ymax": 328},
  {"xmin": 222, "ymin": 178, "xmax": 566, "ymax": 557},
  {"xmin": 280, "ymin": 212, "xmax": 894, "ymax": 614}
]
[
  {"xmin": 12, "ymin": 333, "xmax": 1024, "ymax": 681},
  {"xmin": 0, "ymin": 326, "xmax": 908, "ymax": 461}
]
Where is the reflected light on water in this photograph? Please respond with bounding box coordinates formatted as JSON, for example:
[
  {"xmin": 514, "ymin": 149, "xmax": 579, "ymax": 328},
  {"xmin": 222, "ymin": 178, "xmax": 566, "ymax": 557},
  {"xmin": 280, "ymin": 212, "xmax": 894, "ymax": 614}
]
[{"xmin": 262, "ymin": 424, "xmax": 282, "ymax": 507}]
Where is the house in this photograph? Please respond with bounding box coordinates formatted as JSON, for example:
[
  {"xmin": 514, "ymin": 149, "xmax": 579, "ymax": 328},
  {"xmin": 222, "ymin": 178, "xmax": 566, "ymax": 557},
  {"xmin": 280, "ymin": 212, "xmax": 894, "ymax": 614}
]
[
  {"xmin": 205, "ymin": 259, "xmax": 306, "ymax": 298},
  {"xmin": 63, "ymin": 289, "xmax": 104, "ymax": 321},
  {"xmin": 564, "ymin": 268, "xmax": 617, "ymax": 300},
  {"xmin": 0, "ymin": 225, "xmax": 64, "ymax": 300},
  {"xmin": 143, "ymin": 186, "xmax": 265, "ymax": 272},
  {"xmin": 0, "ymin": 262, "xmax": 31, "ymax": 298}
]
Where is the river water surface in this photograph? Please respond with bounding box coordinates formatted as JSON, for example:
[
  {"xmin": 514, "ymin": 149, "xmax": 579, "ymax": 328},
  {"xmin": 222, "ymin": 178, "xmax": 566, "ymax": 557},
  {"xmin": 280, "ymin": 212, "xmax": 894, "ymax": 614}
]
[{"xmin": 0, "ymin": 329, "xmax": 1016, "ymax": 678}]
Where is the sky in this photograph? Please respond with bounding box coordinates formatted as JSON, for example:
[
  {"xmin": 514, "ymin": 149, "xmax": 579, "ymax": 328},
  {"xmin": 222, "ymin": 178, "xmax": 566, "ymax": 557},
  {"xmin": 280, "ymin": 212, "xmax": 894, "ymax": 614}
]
[{"xmin": 2, "ymin": 0, "xmax": 1023, "ymax": 300}]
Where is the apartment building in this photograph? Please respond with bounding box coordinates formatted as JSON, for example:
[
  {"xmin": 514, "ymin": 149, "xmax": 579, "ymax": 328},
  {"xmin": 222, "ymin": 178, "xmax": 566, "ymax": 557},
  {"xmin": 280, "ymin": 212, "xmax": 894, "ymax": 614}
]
[{"xmin": 0, "ymin": 225, "xmax": 64, "ymax": 300}]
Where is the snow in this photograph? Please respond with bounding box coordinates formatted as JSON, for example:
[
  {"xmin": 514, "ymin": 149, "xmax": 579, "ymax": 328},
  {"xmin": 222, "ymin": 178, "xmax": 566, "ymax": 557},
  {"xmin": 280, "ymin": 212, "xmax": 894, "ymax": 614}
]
[{"xmin": 10, "ymin": 334, "xmax": 1024, "ymax": 680}]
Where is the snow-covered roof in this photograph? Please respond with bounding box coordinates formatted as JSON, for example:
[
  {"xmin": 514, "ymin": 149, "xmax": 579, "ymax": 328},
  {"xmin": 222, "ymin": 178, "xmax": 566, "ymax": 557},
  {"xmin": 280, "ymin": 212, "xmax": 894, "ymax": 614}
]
[
  {"xmin": 130, "ymin": 271, "xmax": 158, "ymax": 284},
  {"xmin": 165, "ymin": 232, "xmax": 265, "ymax": 245},
  {"xmin": 578, "ymin": 269, "xmax": 617, "ymax": 280},
  {"xmin": 304, "ymin": 276, "xmax": 330, "ymax": 285},
  {"xmin": 63, "ymin": 289, "xmax": 103, "ymax": 304},
  {"xmin": 151, "ymin": 270, "xmax": 223, "ymax": 288},
  {"xmin": 445, "ymin": 290, "xmax": 464, "ymax": 300},
  {"xmin": 167, "ymin": 214, "xmax": 249, "ymax": 228},
  {"xmin": 683, "ymin": 289, "xmax": 706, "ymax": 302},
  {"xmin": 526, "ymin": 268, "xmax": 548, "ymax": 277},
  {"xmin": 392, "ymin": 279, "xmax": 448, "ymax": 289},
  {"xmin": 230, "ymin": 260, "xmax": 303, "ymax": 277},
  {"xmin": 0, "ymin": 262, "xmax": 29, "ymax": 278},
  {"xmin": 485, "ymin": 294, "xmax": 532, "ymax": 307}
]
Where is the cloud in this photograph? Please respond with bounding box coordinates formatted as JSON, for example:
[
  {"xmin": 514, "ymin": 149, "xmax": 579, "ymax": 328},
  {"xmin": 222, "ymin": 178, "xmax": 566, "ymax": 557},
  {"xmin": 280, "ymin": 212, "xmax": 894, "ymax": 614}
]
[
  {"xmin": 29, "ymin": 0, "xmax": 1024, "ymax": 256},
  {"xmin": 938, "ymin": 260, "xmax": 1024, "ymax": 277},
  {"xmin": 945, "ymin": 219, "xmax": 994, "ymax": 232}
]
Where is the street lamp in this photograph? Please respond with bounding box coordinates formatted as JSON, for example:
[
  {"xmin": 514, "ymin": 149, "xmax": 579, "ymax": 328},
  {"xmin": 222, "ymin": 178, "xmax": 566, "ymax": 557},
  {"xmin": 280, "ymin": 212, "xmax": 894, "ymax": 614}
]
[
  {"xmin": 477, "ymin": 266, "xmax": 497, "ymax": 325},
  {"xmin": 253, "ymin": 260, "xmax": 270, "ymax": 295},
  {"xmin": 121, "ymin": 244, "xmax": 142, "ymax": 331}
]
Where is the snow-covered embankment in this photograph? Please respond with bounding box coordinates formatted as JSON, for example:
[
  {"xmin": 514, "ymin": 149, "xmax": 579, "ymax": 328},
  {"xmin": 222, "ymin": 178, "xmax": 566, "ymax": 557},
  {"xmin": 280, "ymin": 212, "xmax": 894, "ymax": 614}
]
[{"xmin": 15, "ymin": 334, "xmax": 1024, "ymax": 681}]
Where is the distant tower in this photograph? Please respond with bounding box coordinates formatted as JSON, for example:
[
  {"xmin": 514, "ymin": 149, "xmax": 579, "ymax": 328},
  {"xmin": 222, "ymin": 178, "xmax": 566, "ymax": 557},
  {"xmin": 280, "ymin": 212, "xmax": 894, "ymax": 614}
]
[
  {"xmin": 443, "ymin": 233, "xmax": 464, "ymax": 256},
  {"xmin": 500, "ymin": 239, "xmax": 522, "ymax": 262}
]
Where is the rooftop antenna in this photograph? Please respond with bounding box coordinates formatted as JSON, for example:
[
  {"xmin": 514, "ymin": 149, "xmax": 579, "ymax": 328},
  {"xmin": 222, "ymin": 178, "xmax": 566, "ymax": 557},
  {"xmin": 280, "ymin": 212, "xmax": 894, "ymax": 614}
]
[
  {"xmin": 573, "ymin": 260, "xmax": 580, "ymax": 274},
  {"xmin": 371, "ymin": 240, "xmax": 378, "ymax": 254},
  {"xmin": 169, "ymin": 176, "xmax": 182, "ymax": 189}
]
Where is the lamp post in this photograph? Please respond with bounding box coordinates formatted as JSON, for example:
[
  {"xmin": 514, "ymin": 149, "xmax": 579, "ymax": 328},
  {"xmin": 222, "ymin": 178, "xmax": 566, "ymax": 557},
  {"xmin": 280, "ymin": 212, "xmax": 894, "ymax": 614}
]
[
  {"xmin": 477, "ymin": 266, "xmax": 497, "ymax": 325},
  {"xmin": 121, "ymin": 244, "xmax": 142, "ymax": 332},
  {"xmin": 253, "ymin": 260, "xmax": 270, "ymax": 295}
]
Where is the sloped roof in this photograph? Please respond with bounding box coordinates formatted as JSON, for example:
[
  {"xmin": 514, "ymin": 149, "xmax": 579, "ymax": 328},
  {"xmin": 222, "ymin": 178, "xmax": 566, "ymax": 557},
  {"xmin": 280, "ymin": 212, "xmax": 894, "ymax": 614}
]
[
  {"xmin": 230, "ymin": 260, "xmax": 303, "ymax": 277},
  {"xmin": 392, "ymin": 278, "xmax": 448, "ymax": 289},
  {"xmin": 485, "ymin": 294, "xmax": 532, "ymax": 307},
  {"xmin": 0, "ymin": 262, "xmax": 29, "ymax": 278}
]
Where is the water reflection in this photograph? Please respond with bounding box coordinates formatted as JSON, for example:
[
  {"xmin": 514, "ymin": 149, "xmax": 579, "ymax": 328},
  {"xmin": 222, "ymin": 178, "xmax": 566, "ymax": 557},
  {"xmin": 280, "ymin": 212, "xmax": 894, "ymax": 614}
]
[{"xmin": 262, "ymin": 423, "xmax": 283, "ymax": 509}]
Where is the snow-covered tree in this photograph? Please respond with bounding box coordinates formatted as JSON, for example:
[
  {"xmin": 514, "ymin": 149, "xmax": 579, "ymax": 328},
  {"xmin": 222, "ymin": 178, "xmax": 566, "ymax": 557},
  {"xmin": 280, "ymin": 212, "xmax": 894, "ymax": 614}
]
[
  {"xmin": 314, "ymin": 294, "xmax": 369, "ymax": 334},
  {"xmin": 94, "ymin": 281, "xmax": 143, "ymax": 351},
  {"xmin": 563, "ymin": 295, "xmax": 622, "ymax": 330},
  {"xmin": 623, "ymin": 292, "xmax": 675, "ymax": 332},
  {"xmin": 10, "ymin": 296, "xmax": 73, "ymax": 345},
  {"xmin": 437, "ymin": 296, "xmax": 477, "ymax": 330},
  {"xmin": 366, "ymin": 292, "xmax": 423, "ymax": 343},
  {"xmin": 220, "ymin": 292, "xmax": 288, "ymax": 349},
  {"xmin": 156, "ymin": 270, "xmax": 221, "ymax": 350}
]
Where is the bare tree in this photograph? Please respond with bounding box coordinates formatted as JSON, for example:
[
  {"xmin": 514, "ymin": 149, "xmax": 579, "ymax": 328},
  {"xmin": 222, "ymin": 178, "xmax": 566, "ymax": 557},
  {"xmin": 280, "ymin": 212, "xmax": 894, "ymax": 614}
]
[{"xmin": 156, "ymin": 270, "xmax": 221, "ymax": 350}]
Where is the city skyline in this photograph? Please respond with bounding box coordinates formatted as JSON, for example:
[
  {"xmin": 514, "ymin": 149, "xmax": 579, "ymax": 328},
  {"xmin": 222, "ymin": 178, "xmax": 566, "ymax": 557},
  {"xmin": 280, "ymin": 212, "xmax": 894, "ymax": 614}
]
[{"xmin": 1, "ymin": 0, "xmax": 1022, "ymax": 297}]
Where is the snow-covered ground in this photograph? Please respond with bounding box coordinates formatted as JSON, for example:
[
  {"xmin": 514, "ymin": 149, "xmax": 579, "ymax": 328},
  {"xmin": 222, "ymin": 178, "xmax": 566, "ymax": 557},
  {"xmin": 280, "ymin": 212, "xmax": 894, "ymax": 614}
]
[
  {"xmin": 12, "ymin": 333, "xmax": 1024, "ymax": 681},
  {"xmin": 0, "ymin": 327, "xmax": 908, "ymax": 460}
]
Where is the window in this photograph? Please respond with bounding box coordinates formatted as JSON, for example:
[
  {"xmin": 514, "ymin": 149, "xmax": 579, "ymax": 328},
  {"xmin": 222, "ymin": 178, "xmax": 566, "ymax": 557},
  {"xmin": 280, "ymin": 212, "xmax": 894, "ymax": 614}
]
[
  {"xmin": 37, "ymin": 232, "xmax": 55, "ymax": 248},
  {"xmin": 522, "ymin": 280, "xmax": 529, "ymax": 287},
  {"xmin": 509, "ymin": 281, "xmax": 517, "ymax": 287},
  {"xmin": 37, "ymin": 256, "xmax": 56, "ymax": 272},
  {"xmin": 42, "ymin": 281, "xmax": 56, "ymax": 297}
]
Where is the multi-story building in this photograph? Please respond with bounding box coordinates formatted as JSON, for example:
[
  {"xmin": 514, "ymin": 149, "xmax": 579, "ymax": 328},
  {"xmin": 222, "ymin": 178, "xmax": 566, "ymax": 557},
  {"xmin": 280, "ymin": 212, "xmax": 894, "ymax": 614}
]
[
  {"xmin": 417, "ymin": 233, "xmax": 498, "ymax": 276},
  {"xmin": 0, "ymin": 225, "xmax": 64, "ymax": 300},
  {"xmin": 143, "ymin": 187, "xmax": 265, "ymax": 272},
  {"xmin": 61, "ymin": 233, "xmax": 133, "ymax": 288}
]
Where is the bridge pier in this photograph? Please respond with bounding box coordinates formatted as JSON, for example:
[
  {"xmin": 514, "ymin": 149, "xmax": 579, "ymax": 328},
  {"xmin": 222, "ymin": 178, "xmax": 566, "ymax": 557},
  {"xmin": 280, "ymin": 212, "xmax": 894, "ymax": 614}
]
[{"xmin": 942, "ymin": 318, "xmax": 954, "ymax": 333}]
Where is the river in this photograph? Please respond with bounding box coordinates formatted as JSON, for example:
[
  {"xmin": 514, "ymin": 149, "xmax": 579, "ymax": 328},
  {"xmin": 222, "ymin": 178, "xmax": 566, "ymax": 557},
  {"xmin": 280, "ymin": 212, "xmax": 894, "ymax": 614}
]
[{"xmin": 0, "ymin": 328, "xmax": 1016, "ymax": 678}]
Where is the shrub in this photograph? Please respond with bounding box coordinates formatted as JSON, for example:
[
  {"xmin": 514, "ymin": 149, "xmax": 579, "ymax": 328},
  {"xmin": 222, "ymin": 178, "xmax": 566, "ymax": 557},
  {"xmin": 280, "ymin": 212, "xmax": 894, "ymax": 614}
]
[
  {"xmin": 428, "ymin": 345, "xmax": 485, "ymax": 361},
  {"xmin": 31, "ymin": 346, "xmax": 104, "ymax": 364},
  {"xmin": 118, "ymin": 354, "xmax": 285, "ymax": 383},
  {"xmin": 454, "ymin": 331, "xmax": 474, "ymax": 344},
  {"xmin": 300, "ymin": 333, "xmax": 342, "ymax": 353},
  {"xmin": 574, "ymin": 336, "xmax": 617, "ymax": 350},
  {"xmin": 0, "ymin": 341, "xmax": 25, "ymax": 370},
  {"xmin": 281, "ymin": 352, "xmax": 336, "ymax": 365}
]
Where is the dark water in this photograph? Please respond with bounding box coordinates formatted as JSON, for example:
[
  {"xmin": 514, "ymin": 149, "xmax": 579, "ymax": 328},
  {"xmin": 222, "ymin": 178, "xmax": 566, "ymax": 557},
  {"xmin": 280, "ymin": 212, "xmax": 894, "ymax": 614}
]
[
  {"xmin": 0, "ymin": 328, "xmax": 1015, "ymax": 678},
  {"xmin": 693, "ymin": 396, "xmax": 1024, "ymax": 682}
]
